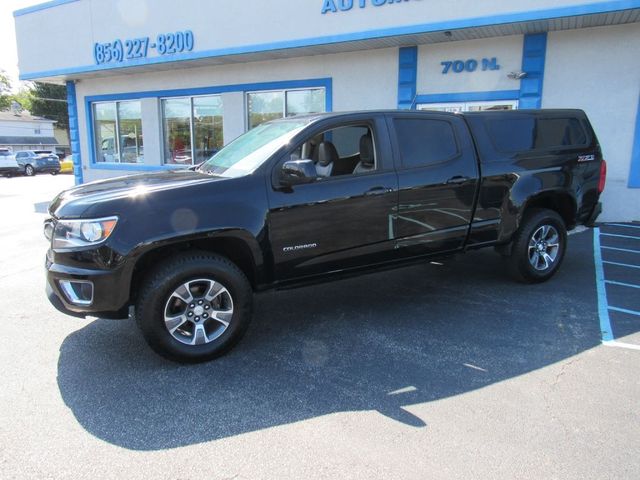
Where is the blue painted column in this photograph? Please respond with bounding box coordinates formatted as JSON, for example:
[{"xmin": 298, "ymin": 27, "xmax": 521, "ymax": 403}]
[
  {"xmin": 66, "ymin": 81, "xmax": 84, "ymax": 185},
  {"xmin": 629, "ymin": 92, "xmax": 640, "ymax": 188},
  {"xmin": 518, "ymin": 33, "xmax": 547, "ymax": 109},
  {"xmin": 397, "ymin": 46, "xmax": 418, "ymax": 110}
]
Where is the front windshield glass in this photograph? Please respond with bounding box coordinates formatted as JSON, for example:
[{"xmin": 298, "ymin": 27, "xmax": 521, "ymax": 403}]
[{"xmin": 198, "ymin": 119, "xmax": 308, "ymax": 177}]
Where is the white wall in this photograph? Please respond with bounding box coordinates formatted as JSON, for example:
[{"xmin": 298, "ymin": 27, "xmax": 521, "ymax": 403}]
[
  {"xmin": 543, "ymin": 23, "xmax": 640, "ymax": 222},
  {"xmin": 15, "ymin": 0, "xmax": 606, "ymax": 78},
  {"xmin": 76, "ymin": 48, "xmax": 399, "ymax": 182},
  {"xmin": 417, "ymin": 35, "xmax": 524, "ymax": 95},
  {"xmin": 0, "ymin": 120, "xmax": 55, "ymax": 137}
]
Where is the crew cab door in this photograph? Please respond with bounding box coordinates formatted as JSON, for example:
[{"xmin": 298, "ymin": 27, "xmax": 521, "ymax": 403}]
[
  {"xmin": 267, "ymin": 116, "xmax": 399, "ymax": 282},
  {"xmin": 387, "ymin": 112, "xmax": 479, "ymax": 256}
]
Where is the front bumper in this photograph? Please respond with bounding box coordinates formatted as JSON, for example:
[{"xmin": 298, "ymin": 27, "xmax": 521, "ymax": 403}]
[{"xmin": 45, "ymin": 256, "xmax": 131, "ymax": 320}]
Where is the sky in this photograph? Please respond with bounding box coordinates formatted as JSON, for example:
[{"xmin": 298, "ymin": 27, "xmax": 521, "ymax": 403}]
[{"xmin": 0, "ymin": 0, "xmax": 44, "ymax": 91}]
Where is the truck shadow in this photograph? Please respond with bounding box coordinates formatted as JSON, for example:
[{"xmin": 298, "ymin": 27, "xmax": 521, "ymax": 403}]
[{"xmin": 57, "ymin": 233, "xmax": 604, "ymax": 451}]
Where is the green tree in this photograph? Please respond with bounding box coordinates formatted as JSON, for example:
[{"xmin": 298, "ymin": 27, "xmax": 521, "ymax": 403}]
[
  {"xmin": 0, "ymin": 71, "xmax": 13, "ymax": 111},
  {"xmin": 30, "ymin": 82, "xmax": 68, "ymax": 129}
]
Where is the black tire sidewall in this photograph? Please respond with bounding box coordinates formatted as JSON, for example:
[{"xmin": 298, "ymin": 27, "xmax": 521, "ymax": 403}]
[
  {"xmin": 510, "ymin": 210, "xmax": 567, "ymax": 283},
  {"xmin": 136, "ymin": 254, "xmax": 253, "ymax": 363}
]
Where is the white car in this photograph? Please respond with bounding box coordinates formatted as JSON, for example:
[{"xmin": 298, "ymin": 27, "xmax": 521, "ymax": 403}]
[{"xmin": 0, "ymin": 149, "xmax": 20, "ymax": 177}]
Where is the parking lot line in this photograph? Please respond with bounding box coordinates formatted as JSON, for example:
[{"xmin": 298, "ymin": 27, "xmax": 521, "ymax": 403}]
[
  {"xmin": 605, "ymin": 280, "xmax": 640, "ymax": 289},
  {"xmin": 600, "ymin": 233, "xmax": 640, "ymax": 240},
  {"xmin": 606, "ymin": 223, "xmax": 640, "ymax": 229},
  {"xmin": 603, "ymin": 260, "xmax": 640, "ymax": 269},
  {"xmin": 601, "ymin": 246, "xmax": 640, "ymax": 254},
  {"xmin": 603, "ymin": 340, "xmax": 640, "ymax": 351},
  {"xmin": 608, "ymin": 306, "xmax": 640, "ymax": 317},
  {"xmin": 593, "ymin": 228, "xmax": 615, "ymax": 342}
]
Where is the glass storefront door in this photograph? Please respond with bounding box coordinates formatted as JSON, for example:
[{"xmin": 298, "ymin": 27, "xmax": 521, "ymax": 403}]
[{"xmin": 416, "ymin": 100, "xmax": 518, "ymax": 113}]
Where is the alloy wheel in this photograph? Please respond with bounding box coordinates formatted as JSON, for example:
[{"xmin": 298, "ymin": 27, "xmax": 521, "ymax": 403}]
[
  {"xmin": 163, "ymin": 278, "xmax": 234, "ymax": 346},
  {"xmin": 527, "ymin": 224, "xmax": 560, "ymax": 271}
]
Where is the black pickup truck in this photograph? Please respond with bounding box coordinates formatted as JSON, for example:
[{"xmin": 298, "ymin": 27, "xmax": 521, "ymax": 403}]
[{"xmin": 45, "ymin": 109, "xmax": 606, "ymax": 362}]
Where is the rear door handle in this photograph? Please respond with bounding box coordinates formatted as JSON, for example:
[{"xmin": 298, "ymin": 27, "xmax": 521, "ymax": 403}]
[
  {"xmin": 446, "ymin": 176, "xmax": 471, "ymax": 185},
  {"xmin": 364, "ymin": 186, "xmax": 393, "ymax": 196}
]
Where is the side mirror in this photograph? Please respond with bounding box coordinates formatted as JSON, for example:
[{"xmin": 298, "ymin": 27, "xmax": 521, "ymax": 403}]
[{"xmin": 280, "ymin": 159, "xmax": 317, "ymax": 186}]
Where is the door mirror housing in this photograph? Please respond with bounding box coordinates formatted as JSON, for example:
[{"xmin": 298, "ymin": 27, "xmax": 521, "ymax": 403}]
[{"xmin": 280, "ymin": 159, "xmax": 317, "ymax": 186}]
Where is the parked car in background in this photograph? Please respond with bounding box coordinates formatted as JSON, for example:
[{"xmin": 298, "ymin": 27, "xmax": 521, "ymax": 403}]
[
  {"xmin": 15, "ymin": 150, "xmax": 61, "ymax": 176},
  {"xmin": 59, "ymin": 155, "xmax": 74, "ymax": 174},
  {"xmin": 0, "ymin": 148, "xmax": 20, "ymax": 177}
]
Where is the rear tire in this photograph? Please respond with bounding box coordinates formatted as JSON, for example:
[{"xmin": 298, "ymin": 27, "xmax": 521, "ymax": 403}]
[
  {"xmin": 135, "ymin": 251, "xmax": 253, "ymax": 363},
  {"xmin": 50, "ymin": 171, "xmax": 58, "ymax": 176},
  {"xmin": 506, "ymin": 208, "xmax": 567, "ymax": 283},
  {"xmin": 25, "ymin": 164, "xmax": 35, "ymax": 176}
]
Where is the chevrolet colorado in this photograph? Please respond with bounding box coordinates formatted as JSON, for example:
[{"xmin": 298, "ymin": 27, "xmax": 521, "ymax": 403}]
[{"xmin": 44, "ymin": 109, "xmax": 605, "ymax": 362}]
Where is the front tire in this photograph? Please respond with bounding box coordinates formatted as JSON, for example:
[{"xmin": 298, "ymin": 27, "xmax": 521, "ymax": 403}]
[
  {"xmin": 24, "ymin": 164, "xmax": 35, "ymax": 176},
  {"xmin": 135, "ymin": 252, "xmax": 253, "ymax": 363},
  {"xmin": 506, "ymin": 208, "xmax": 567, "ymax": 283},
  {"xmin": 50, "ymin": 171, "xmax": 58, "ymax": 176}
]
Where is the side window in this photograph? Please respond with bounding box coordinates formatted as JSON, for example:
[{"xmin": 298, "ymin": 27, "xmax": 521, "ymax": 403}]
[
  {"xmin": 289, "ymin": 124, "xmax": 376, "ymax": 179},
  {"xmin": 394, "ymin": 118, "xmax": 458, "ymax": 168},
  {"xmin": 486, "ymin": 116, "xmax": 588, "ymax": 153}
]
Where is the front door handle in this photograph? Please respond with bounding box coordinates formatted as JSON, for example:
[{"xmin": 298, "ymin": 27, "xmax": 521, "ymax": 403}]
[
  {"xmin": 364, "ymin": 186, "xmax": 393, "ymax": 196},
  {"xmin": 446, "ymin": 176, "xmax": 471, "ymax": 185}
]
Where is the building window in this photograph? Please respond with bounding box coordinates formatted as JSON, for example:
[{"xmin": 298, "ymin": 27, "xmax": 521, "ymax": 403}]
[
  {"xmin": 93, "ymin": 100, "xmax": 144, "ymax": 163},
  {"xmin": 162, "ymin": 95, "xmax": 224, "ymax": 165},
  {"xmin": 34, "ymin": 127, "xmax": 41, "ymax": 135},
  {"xmin": 247, "ymin": 88, "xmax": 325, "ymax": 129}
]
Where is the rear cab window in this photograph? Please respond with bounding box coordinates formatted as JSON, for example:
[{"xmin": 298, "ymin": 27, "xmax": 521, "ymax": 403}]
[{"xmin": 486, "ymin": 116, "xmax": 588, "ymax": 153}]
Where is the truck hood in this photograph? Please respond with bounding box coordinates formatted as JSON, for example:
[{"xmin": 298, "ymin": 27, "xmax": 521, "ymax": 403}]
[{"xmin": 49, "ymin": 170, "xmax": 225, "ymax": 218}]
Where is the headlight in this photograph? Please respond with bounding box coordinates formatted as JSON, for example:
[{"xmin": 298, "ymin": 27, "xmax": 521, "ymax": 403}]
[{"xmin": 51, "ymin": 217, "xmax": 118, "ymax": 249}]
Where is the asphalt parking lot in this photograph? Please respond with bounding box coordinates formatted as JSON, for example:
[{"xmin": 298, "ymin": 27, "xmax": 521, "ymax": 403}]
[{"xmin": 0, "ymin": 174, "xmax": 638, "ymax": 480}]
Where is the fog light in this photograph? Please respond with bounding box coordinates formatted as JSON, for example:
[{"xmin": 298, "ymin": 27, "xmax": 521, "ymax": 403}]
[{"xmin": 59, "ymin": 280, "xmax": 94, "ymax": 306}]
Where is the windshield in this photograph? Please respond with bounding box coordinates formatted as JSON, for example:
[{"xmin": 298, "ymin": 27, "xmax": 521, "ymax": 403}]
[{"xmin": 198, "ymin": 120, "xmax": 308, "ymax": 177}]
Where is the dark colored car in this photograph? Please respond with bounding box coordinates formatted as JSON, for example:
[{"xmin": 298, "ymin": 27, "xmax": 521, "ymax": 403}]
[
  {"xmin": 44, "ymin": 109, "xmax": 606, "ymax": 363},
  {"xmin": 16, "ymin": 150, "xmax": 61, "ymax": 176}
]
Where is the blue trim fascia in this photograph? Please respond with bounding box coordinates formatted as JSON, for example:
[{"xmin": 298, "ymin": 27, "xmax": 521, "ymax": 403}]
[
  {"xmin": 18, "ymin": 0, "xmax": 640, "ymax": 80},
  {"xmin": 397, "ymin": 47, "xmax": 418, "ymax": 110},
  {"xmin": 518, "ymin": 33, "xmax": 547, "ymax": 109},
  {"xmin": 414, "ymin": 90, "xmax": 520, "ymax": 105},
  {"xmin": 14, "ymin": 0, "xmax": 79, "ymax": 17},
  {"xmin": 66, "ymin": 81, "xmax": 83, "ymax": 185},
  {"xmin": 629, "ymin": 91, "xmax": 640, "ymax": 188},
  {"xmin": 84, "ymin": 78, "xmax": 333, "ymax": 104},
  {"xmin": 85, "ymin": 78, "xmax": 332, "ymax": 171}
]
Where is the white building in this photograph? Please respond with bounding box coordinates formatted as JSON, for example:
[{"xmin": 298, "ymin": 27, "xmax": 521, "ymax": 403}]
[
  {"xmin": 0, "ymin": 110, "xmax": 58, "ymax": 152},
  {"xmin": 13, "ymin": 0, "xmax": 640, "ymax": 221}
]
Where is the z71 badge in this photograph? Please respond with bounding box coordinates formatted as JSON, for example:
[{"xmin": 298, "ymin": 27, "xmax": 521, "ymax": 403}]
[{"xmin": 578, "ymin": 154, "xmax": 595, "ymax": 162}]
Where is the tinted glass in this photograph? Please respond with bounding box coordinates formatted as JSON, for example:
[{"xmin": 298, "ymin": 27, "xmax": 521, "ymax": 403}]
[
  {"xmin": 394, "ymin": 118, "xmax": 458, "ymax": 168},
  {"xmin": 486, "ymin": 116, "xmax": 588, "ymax": 152}
]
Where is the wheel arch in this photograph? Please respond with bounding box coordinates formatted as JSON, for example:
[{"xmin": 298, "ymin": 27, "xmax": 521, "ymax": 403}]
[
  {"xmin": 129, "ymin": 230, "xmax": 265, "ymax": 304},
  {"xmin": 520, "ymin": 191, "xmax": 577, "ymax": 230}
]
